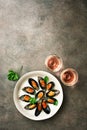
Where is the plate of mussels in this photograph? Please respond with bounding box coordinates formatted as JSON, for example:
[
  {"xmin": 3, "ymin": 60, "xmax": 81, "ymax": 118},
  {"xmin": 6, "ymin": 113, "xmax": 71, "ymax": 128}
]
[{"xmin": 13, "ymin": 71, "xmax": 63, "ymax": 121}]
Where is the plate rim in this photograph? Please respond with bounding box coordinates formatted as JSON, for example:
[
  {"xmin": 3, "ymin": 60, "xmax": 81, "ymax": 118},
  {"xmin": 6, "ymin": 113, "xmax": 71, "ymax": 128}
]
[{"xmin": 13, "ymin": 70, "xmax": 63, "ymax": 121}]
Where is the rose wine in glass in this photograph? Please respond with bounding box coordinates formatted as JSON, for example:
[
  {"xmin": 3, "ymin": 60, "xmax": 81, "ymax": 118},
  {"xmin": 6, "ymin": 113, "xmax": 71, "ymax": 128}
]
[
  {"xmin": 60, "ymin": 68, "xmax": 78, "ymax": 87},
  {"xmin": 45, "ymin": 55, "xmax": 63, "ymax": 73}
]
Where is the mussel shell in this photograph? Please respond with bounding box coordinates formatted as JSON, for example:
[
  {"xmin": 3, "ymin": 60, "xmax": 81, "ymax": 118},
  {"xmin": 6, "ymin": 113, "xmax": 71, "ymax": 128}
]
[
  {"xmin": 24, "ymin": 103, "xmax": 36, "ymax": 110},
  {"xmin": 19, "ymin": 95, "xmax": 31, "ymax": 102},
  {"xmin": 22, "ymin": 87, "xmax": 35, "ymax": 94},
  {"xmin": 42, "ymin": 100, "xmax": 50, "ymax": 114},
  {"xmin": 28, "ymin": 78, "xmax": 39, "ymax": 90},
  {"xmin": 46, "ymin": 97, "xmax": 57, "ymax": 104},
  {"xmin": 46, "ymin": 90, "xmax": 60, "ymax": 97},
  {"xmin": 35, "ymin": 102, "xmax": 42, "ymax": 116},
  {"xmin": 35, "ymin": 90, "xmax": 45, "ymax": 100},
  {"xmin": 46, "ymin": 82, "xmax": 55, "ymax": 90},
  {"xmin": 38, "ymin": 77, "xmax": 46, "ymax": 89}
]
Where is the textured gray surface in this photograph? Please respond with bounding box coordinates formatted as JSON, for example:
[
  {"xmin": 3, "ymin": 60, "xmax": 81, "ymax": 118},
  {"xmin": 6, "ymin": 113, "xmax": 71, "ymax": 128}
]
[{"xmin": 0, "ymin": 0, "xmax": 87, "ymax": 130}]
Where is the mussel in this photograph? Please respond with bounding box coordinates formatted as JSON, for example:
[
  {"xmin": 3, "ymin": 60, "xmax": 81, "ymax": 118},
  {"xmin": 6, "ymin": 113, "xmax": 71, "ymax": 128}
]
[
  {"xmin": 24, "ymin": 103, "xmax": 36, "ymax": 110},
  {"xmin": 46, "ymin": 90, "xmax": 60, "ymax": 97},
  {"xmin": 38, "ymin": 77, "xmax": 46, "ymax": 89},
  {"xmin": 35, "ymin": 102, "xmax": 42, "ymax": 116},
  {"xmin": 46, "ymin": 82, "xmax": 55, "ymax": 90},
  {"xmin": 22, "ymin": 87, "xmax": 35, "ymax": 95},
  {"xmin": 35, "ymin": 90, "xmax": 45, "ymax": 100},
  {"xmin": 28, "ymin": 78, "xmax": 39, "ymax": 90},
  {"xmin": 42, "ymin": 99, "xmax": 50, "ymax": 114},
  {"xmin": 46, "ymin": 97, "xmax": 57, "ymax": 104},
  {"xmin": 19, "ymin": 95, "xmax": 31, "ymax": 102}
]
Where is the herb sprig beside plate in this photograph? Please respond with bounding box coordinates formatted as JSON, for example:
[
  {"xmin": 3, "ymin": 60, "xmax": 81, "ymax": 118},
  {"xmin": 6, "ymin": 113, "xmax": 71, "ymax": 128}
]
[{"xmin": 7, "ymin": 66, "xmax": 23, "ymax": 81}]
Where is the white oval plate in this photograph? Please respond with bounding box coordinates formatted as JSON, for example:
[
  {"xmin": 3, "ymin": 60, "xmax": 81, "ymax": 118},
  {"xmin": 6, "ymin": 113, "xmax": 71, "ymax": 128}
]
[{"xmin": 13, "ymin": 71, "xmax": 63, "ymax": 121}]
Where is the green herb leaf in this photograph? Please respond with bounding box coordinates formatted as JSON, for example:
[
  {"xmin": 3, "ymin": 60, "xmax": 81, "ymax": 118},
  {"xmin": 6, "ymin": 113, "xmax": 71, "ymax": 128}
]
[
  {"xmin": 7, "ymin": 70, "xmax": 20, "ymax": 81},
  {"xmin": 44, "ymin": 76, "xmax": 49, "ymax": 83},
  {"xmin": 30, "ymin": 97, "xmax": 37, "ymax": 104},
  {"xmin": 54, "ymin": 100, "xmax": 58, "ymax": 105}
]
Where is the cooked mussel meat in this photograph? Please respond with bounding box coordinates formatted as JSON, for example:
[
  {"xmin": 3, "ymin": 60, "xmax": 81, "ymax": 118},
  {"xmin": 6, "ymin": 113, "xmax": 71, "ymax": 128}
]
[
  {"xmin": 42, "ymin": 99, "xmax": 50, "ymax": 114},
  {"xmin": 46, "ymin": 90, "xmax": 60, "ymax": 97},
  {"xmin": 22, "ymin": 87, "xmax": 35, "ymax": 94},
  {"xmin": 35, "ymin": 102, "xmax": 42, "ymax": 116},
  {"xmin": 46, "ymin": 82, "xmax": 55, "ymax": 90},
  {"xmin": 38, "ymin": 77, "xmax": 46, "ymax": 89},
  {"xmin": 24, "ymin": 103, "xmax": 36, "ymax": 110},
  {"xmin": 46, "ymin": 97, "xmax": 57, "ymax": 104},
  {"xmin": 19, "ymin": 95, "xmax": 31, "ymax": 102},
  {"xmin": 28, "ymin": 78, "xmax": 39, "ymax": 90},
  {"xmin": 35, "ymin": 90, "xmax": 45, "ymax": 100}
]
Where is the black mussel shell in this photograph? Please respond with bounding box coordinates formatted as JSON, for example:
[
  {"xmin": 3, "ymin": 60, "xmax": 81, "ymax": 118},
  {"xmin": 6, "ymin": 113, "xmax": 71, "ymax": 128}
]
[
  {"xmin": 46, "ymin": 97, "xmax": 57, "ymax": 104},
  {"xmin": 38, "ymin": 77, "xmax": 46, "ymax": 89},
  {"xmin": 24, "ymin": 103, "xmax": 36, "ymax": 110},
  {"xmin": 28, "ymin": 78, "xmax": 39, "ymax": 90},
  {"xmin": 35, "ymin": 90, "xmax": 45, "ymax": 100},
  {"xmin": 22, "ymin": 87, "xmax": 35, "ymax": 95},
  {"xmin": 35, "ymin": 102, "xmax": 42, "ymax": 116},
  {"xmin": 42, "ymin": 100, "xmax": 50, "ymax": 114},
  {"xmin": 46, "ymin": 90, "xmax": 60, "ymax": 97},
  {"xmin": 19, "ymin": 95, "xmax": 31, "ymax": 102},
  {"xmin": 46, "ymin": 82, "xmax": 55, "ymax": 90}
]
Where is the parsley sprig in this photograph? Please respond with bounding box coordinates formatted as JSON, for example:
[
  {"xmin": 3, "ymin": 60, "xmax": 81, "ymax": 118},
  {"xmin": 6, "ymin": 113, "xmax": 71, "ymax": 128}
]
[
  {"xmin": 7, "ymin": 70, "xmax": 20, "ymax": 81},
  {"xmin": 7, "ymin": 66, "xmax": 23, "ymax": 81},
  {"xmin": 30, "ymin": 97, "xmax": 37, "ymax": 104},
  {"xmin": 43, "ymin": 76, "xmax": 49, "ymax": 83}
]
